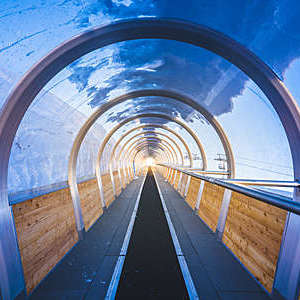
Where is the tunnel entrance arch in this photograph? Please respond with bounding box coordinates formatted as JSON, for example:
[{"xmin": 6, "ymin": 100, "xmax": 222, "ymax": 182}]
[
  {"xmin": 95, "ymin": 112, "xmax": 207, "ymax": 215},
  {"xmin": 67, "ymin": 91, "xmax": 234, "ymax": 237},
  {"xmin": 114, "ymin": 132, "xmax": 185, "ymax": 189},
  {"xmin": 109, "ymin": 124, "xmax": 194, "ymax": 189},
  {"xmin": 109, "ymin": 124, "xmax": 194, "ymax": 169}
]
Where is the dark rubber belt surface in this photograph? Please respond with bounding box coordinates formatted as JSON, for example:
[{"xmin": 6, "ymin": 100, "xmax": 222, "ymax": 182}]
[{"xmin": 116, "ymin": 168, "xmax": 188, "ymax": 299}]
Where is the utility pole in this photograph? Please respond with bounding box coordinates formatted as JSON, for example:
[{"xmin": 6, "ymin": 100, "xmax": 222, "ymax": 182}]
[{"xmin": 214, "ymin": 153, "xmax": 227, "ymax": 170}]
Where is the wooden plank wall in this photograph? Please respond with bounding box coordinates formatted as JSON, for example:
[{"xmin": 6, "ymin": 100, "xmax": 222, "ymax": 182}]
[
  {"xmin": 12, "ymin": 169, "xmax": 137, "ymax": 295},
  {"xmin": 222, "ymin": 192, "xmax": 287, "ymax": 292},
  {"xmin": 197, "ymin": 181, "xmax": 225, "ymax": 232},
  {"xmin": 78, "ymin": 178, "xmax": 103, "ymax": 231},
  {"xmin": 102, "ymin": 173, "xmax": 114, "ymax": 207},
  {"xmin": 113, "ymin": 171, "xmax": 122, "ymax": 196},
  {"xmin": 13, "ymin": 187, "xmax": 78, "ymax": 294},
  {"xmin": 185, "ymin": 177, "xmax": 201, "ymax": 210}
]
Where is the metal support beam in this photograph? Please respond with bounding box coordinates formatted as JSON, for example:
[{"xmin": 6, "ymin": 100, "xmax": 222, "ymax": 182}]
[
  {"xmin": 216, "ymin": 189, "xmax": 232, "ymax": 239},
  {"xmin": 109, "ymin": 123, "xmax": 194, "ymax": 170},
  {"xmin": 95, "ymin": 112, "xmax": 199, "ymax": 197},
  {"xmin": 178, "ymin": 172, "xmax": 183, "ymax": 191},
  {"xmin": 128, "ymin": 142, "xmax": 175, "ymax": 168},
  {"xmin": 130, "ymin": 147, "xmax": 170, "ymax": 176},
  {"xmin": 96, "ymin": 171, "xmax": 107, "ymax": 208},
  {"xmin": 195, "ymin": 180, "xmax": 205, "ymax": 211},
  {"xmin": 119, "ymin": 134, "xmax": 183, "ymax": 168},
  {"xmin": 128, "ymin": 145, "xmax": 172, "ymax": 174},
  {"xmin": 109, "ymin": 167, "xmax": 116, "ymax": 196},
  {"xmin": 172, "ymin": 170, "xmax": 177, "ymax": 186},
  {"xmin": 124, "ymin": 140, "xmax": 176, "ymax": 171},
  {"xmin": 224, "ymin": 179, "xmax": 300, "ymax": 187},
  {"xmin": 0, "ymin": 208, "xmax": 25, "ymax": 300},
  {"xmin": 112, "ymin": 132, "xmax": 182, "ymax": 192},
  {"xmin": 95, "ymin": 113, "xmax": 189, "ymax": 206},
  {"xmin": 184, "ymin": 176, "xmax": 191, "ymax": 197},
  {"xmin": 273, "ymin": 189, "xmax": 300, "ymax": 300}
]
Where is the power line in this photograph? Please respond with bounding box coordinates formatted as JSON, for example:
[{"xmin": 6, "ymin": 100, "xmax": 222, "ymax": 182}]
[
  {"xmin": 236, "ymin": 156, "xmax": 293, "ymax": 170},
  {"xmin": 236, "ymin": 162, "xmax": 293, "ymax": 177}
]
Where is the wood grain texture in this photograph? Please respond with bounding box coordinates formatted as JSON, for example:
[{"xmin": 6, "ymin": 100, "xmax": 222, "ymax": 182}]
[
  {"xmin": 222, "ymin": 192, "xmax": 287, "ymax": 292},
  {"xmin": 102, "ymin": 173, "xmax": 115, "ymax": 207},
  {"xmin": 185, "ymin": 177, "xmax": 201, "ymax": 210},
  {"xmin": 113, "ymin": 171, "xmax": 122, "ymax": 196},
  {"xmin": 12, "ymin": 187, "xmax": 78, "ymax": 294},
  {"xmin": 197, "ymin": 182, "xmax": 225, "ymax": 232},
  {"xmin": 78, "ymin": 178, "xmax": 103, "ymax": 231}
]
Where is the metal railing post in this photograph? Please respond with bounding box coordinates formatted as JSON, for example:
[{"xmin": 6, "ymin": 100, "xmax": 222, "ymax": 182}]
[
  {"xmin": 195, "ymin": 180, "xmax": 205, "ymax": 211},
  {"xmin": 216, "ymin": 189, "xmax": 232, "ymax": 239},
  {"xmin": 273, "ymin": 189, "xmax": 300, "ymax": 300},
  {"xmin": 184, "ymin": 176, "xmax": 191, "ymax": 197},
  {"xmin": 172, "ymin": 170, "xmax": 177, "ymax": 186},
  {"xmin": 109, "ymin": 166, "xmax": 116, "ymax": 196},
  {"xmin": 178, "ymin": 172, "xmax": 183, "ymax": 191}
]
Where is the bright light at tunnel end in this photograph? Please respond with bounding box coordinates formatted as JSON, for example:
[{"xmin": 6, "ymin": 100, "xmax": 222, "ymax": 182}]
[{"xmin": 146, "ymin": 157, "xmax": 154, "ymax": 166}]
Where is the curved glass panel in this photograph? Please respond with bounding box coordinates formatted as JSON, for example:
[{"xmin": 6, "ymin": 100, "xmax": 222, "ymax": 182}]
[
  {"xmin": 114, "ymin": 127, "xmax": 189, "ymax": 166},
  {"xmin": 1, "ymin": 0, "xmax": 300, "ymax": 108},
  {"xmin": 2, "ymin": 12, "xmax": 298, "ymax": 198}
]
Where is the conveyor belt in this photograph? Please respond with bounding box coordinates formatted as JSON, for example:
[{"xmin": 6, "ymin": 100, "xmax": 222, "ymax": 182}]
[{"xmin": 116, "ymin": 168, "xmax": 189, "ymax": 299}]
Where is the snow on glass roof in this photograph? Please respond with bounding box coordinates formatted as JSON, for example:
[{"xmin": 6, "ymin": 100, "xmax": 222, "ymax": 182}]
[{"xmin": 0, "ymin": 0, "xmax": 299, "ymax": 196}]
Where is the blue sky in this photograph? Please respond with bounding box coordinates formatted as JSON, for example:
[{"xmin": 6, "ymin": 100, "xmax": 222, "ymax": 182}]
[{"xmin": 0, "ymin": 0, "xmax": 299, "ymax": 193}]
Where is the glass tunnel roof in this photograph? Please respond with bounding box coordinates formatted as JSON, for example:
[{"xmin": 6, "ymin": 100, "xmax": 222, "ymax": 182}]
[{"xmin": 0, "ymin": 0, "xmax": 299, "ymax": 199}]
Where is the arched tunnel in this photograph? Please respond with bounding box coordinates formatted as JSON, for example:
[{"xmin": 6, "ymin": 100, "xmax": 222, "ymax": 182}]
[{"xmin": 1, "ymin": 2, "xmax": 300, "ymax": 300}]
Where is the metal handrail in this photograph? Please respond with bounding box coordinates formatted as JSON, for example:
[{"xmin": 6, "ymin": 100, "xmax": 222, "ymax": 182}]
[
  {"xmin": 158, "ymin": 164, "xmax": 300, "ymax": 216},
  {"xmin": 223, "ymin": 179, "xmax": 299, "ymax": 187}
]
